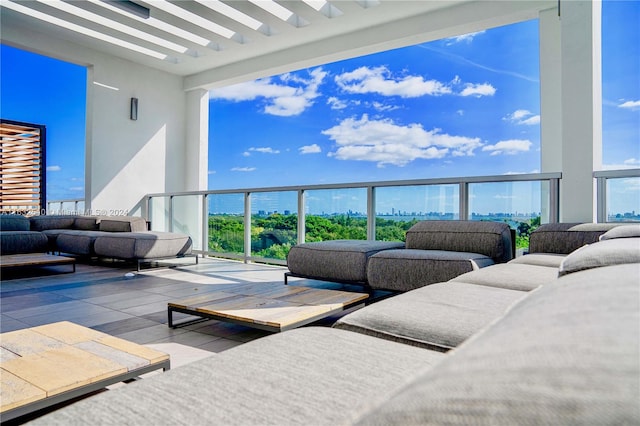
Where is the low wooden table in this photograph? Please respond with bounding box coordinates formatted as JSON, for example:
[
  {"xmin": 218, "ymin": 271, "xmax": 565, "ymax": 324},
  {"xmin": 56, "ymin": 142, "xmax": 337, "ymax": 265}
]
[
  {"xmin": 0, "ymin": 321, "xmax": 170, "ymax": 422},
  {"xmin": 168, "ymin": 284, "xmax": 369, "ymax": 332},
  {"xmin": 0, "ymin": 253, "xmax": 76, "ymax": 273}
]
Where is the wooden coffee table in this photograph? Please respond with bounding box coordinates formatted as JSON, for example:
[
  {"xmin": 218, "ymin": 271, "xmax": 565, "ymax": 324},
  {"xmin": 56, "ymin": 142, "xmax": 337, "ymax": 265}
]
[
  {"xmin": 168, "ymin": 284, "xmax": 369, "ymax": 332},
  {"xmin": 0, "ymin": 253, "xmax": 76, "ymax": 273},
  {"xmin": 0, "ymin": 321, "xmax": 170, "ymax": 422}
]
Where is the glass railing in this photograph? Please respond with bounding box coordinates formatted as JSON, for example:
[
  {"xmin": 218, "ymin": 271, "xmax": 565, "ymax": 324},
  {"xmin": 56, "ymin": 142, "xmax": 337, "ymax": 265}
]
[
  {"xmin": 46, "ymin": 169, "xmax": 640, "ymax": 265},
  {"xmin": 594, "ymin": 169, "xmax": 640, "ymax": 222},
  {"xmin": 144, "ymin": 173, "xmax": 562, "ymax": 265}
]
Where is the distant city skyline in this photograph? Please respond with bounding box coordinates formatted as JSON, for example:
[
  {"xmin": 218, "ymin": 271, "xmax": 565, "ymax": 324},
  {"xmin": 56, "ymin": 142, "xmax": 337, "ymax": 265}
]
[{"xmin": 1, "ymin": 1, "xmax": 638, "ymax": 216}]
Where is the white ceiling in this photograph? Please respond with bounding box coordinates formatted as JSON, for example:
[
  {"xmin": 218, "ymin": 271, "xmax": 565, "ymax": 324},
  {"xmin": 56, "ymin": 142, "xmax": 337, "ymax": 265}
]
[{"xmin": 1, "ymin": 1, "xmax": 553, "ymax": 90}]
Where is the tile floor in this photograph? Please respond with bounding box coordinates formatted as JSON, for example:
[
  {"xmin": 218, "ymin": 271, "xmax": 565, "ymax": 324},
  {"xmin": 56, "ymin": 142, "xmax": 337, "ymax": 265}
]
[{"xmin": 1, "ymin": 257, "xmax": 365, "ymax": 360}]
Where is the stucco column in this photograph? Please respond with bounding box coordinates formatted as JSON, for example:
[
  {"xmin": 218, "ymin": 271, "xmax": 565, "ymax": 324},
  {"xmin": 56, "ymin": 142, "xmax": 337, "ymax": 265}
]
[
  {"xmin": 540, "ymin": 1, "xmax": 602, "ymax": 222},
  {"xmin": 185, "ymin": 89, "xmax": 209, "ymax": 191}
]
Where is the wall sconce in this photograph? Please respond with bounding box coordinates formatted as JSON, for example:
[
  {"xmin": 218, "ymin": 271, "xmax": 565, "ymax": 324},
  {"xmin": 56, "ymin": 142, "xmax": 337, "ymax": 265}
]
[{"xmin": 130, "ymin": 97, "xmax": 138, "ymax": 121}]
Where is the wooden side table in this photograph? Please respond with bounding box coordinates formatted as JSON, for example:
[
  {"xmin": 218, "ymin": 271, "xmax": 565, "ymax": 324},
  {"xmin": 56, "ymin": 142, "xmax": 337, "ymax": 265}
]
[{"xmin": 1, "ymin": 321, "xmax": 170, "ymax": 422}]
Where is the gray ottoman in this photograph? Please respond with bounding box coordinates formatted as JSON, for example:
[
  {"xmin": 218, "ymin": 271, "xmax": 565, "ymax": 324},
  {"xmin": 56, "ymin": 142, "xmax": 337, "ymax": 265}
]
[
  {"xmin": 286, "ymin": 240, "xmax": 405, "ymax": 285},
  {"xmin": 94, "ymin": 231, "xmax": 193, "ymax": 269},
  {"xmin": 367, "ymin": 249, "xmax": 494, "ymax": 292}
]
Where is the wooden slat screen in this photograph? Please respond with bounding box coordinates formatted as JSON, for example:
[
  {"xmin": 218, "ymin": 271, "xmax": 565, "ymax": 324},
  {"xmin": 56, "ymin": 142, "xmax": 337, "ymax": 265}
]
[{"xmin": 1, "ymin": 120, "xmax": 46, "ymax": 215}]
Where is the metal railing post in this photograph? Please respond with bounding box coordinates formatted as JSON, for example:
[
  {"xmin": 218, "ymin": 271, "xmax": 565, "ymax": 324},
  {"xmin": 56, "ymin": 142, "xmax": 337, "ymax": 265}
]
[
  {"xmin": 367, "ymin": 186, "xmax": 375, "ymax": 240},
  {"xmin": 202, "ymin": 194, "xmax": 209, "ymax": 254},
  {"xmin": 459, "ymin": 182, "xmax": 468, "ymax": 220},
  {"xmin": 244, "ymin": 192, "xmax": 252, "ymax": 263},
  {"xmin": 596, "ymin": 176, "xmax": 607, "ymax": 223},
  {"xmin": 298, "ymin": 189, "xmax": 306, "ymax": 244}
]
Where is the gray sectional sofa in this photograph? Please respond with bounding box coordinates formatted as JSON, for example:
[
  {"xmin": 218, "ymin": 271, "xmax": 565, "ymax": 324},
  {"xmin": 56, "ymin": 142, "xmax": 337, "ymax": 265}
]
[
  {"xmin": 0, "ymin": 214, "xmax": 193, "ymax": 268},
  {"xmin": 287, "ymin": 220, "xmax": 514, "ymax": 292},
  {"xmin": 28, "ymin": 222, "xmax": 640, "ymax": 425}
]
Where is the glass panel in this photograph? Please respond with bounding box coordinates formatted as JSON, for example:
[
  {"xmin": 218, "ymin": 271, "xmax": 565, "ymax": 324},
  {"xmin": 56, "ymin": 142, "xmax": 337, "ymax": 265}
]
[
  {"xmin": 375, "ymin": 185, "xmax": 459, "ymax": 241},
  {"xmin": 172, "ymin": 195, "xmax": 202, "ymax": 251},
  {"xmin": 304, "ymin": 188, "xmax": 367, "ymax": 242},
  {"xmin": 607, "ymin": 177, "xmax": 640, "ymax": 222},
  {"xmin": 251, "ymin": 191, "xmax": 297, "ymax": 260},
  {"xmin": 149, "ymin": 196, "xmax": 170, "ymax": 232},
  {"xmin": 468, "ymin": 181, "xmax": 545, "ymax": 254},
  {"xmin": 208, "ymin": 193, "xmax": 245, "ymax": 256}
]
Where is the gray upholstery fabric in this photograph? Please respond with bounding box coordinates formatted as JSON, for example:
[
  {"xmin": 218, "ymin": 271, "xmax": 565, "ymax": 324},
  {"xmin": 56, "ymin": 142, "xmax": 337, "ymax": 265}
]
[
  {"xmin": 450, "ymin": 263, "xmax": 557, "ymax": 291},
  {"xmin": 0, "ymin": 214, "xmax": 31, "ymax": 231},
  {"xmin": 366, "ymin": 249, "xmax": 494, "ymax": 292},
  {"xmin": 55, "ymin": 230, "xmax": 108, "ymax": 256},
  {"xmin": 404, "ymin": 220, "xmax": 513, "ymax": 263},
  {"xmin": 29, "ymin": 215, "xmax": 75, "ymax": 231},
  {"xmin": 0, "ymin": 231, "xmax": 49, "ymax": 254},
  {"xmin": 334, "ymin": 282, "xmax": 526, "ymax": 350},
  {"xmin": 73, "ymin": 216, "xmax": 100, "ymax": 230},
  {"xmin": 528, "ymin": 222, "xmax": 616, "ymax": 254},
  {"xmin": 287, "ymin": 240, "xmax": 404, "ymax": 282},
  {"xmin": 558, "ymin": 237, "xmax": 640, "ymax": 276},
  {"xmin": 355, "ymin": 264, "xmax": 640, "ymax": 425},
  {"xmin": 599, "ymin": 224, "xmax": 640, "ymax": 240},
  {"xmin": 93, "ymin": 231, "xmax": 192, "ymax": 259},
  {"xmin": 507, "ymin": 253, "xmax": 565, "ymax": 268},
  {"xmin": 29, "ymin": 328, "xmax": 445, "ymax": 426},
  {"xmin": 99, "ymin": 217, "xmax": 147, "ymax": 232}
]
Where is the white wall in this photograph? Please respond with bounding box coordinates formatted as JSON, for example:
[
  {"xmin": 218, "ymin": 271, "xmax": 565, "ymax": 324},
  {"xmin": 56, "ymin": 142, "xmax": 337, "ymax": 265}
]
[{"xmin": 2, "ymin": 24, "xmax": 188, "ymax": 216}]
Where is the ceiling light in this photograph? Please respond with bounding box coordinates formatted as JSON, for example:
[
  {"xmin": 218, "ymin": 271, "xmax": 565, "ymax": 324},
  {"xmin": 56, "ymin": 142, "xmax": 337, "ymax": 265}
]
[
  {"xmin": 89, "ymin": 0, "xmax": 213, "ymax": 48},
  {"xmin": 150, "ymin": 0, "xmax": 242, "ymax": 42},
  {"xmin": 37, "ymin": 0, "xmax": 189, "ymax": 53},
  {"xmin": 1, "ymin": 0, "xmax": 169, "ymax": 60}
]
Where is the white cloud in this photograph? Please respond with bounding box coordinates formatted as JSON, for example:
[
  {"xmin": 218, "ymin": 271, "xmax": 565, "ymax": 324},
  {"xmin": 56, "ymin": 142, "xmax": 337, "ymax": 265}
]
[
  {"xmin": 210, "ymin": 68, "xmax": 327, "ymax": 116},
  {"xmin": 603, "ymin": 158, "xmax": 640, "ymax": 170},
  {"xmin": 619, "ymin": 100, "xmax": 640, "ymax": 110},
  {"xmin": 231, "ymin": 167, "xmax": 256, "ymax": 172},
  {"xmin": 69, "ymin": 186, "xmax": 84, "ymax": 192},
  {"xmin": 504, "ymin": 109, "xmax": 540, "ymax": 125},
  {"xmin": 459, "ymin": 82, "xmax": 496, "ymax": 97},
  {"xmin": 47, "ymin": 165, "xmax": 61, "ymax": 172},
  {"xmin": 445, "ymin": 30, "xmax": 486, "ymax": 45},
  {"xmin": 456, "ymin": 110, "xmax": 464, "ymax": 116},
  {"xmin": 335, "ymin": 66, "xmax": 451, "ymax": 98},
  {"xmin": 327, "ymin": 96, "xmax": 348, "ymax": 110},
  {"xmin": 208, "ymin": 170, "xmax": 216, "ymax": 175},
  {"xmin": 299, "ymin": 144, "xmax": 321, "ymax": 154},
  {"xmin": 482, "ymin": 139, "xmax": 532, "ymax": 156},
  {"xmin": 335, "ymin": 66, "xmax": 496, "ymax": 99},
  {"xmin": 370, "ymin": 101, "xmax": 399, "ymax": 112},
  {"xmin": 322, "ymin": 114, "xmax": 483, "ymax": 167},
  {"xmin": 247, "ymin": 147, "xmax": 280, "ymax": 154}
]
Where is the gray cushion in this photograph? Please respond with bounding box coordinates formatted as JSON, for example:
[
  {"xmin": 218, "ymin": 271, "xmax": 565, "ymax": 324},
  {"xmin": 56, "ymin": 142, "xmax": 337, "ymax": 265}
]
[
  {"xmin": 450, "ymin": 263, "xmax": 558, "ymax": 291},
  {"xmin": 404, "ymin": 220, "xmax": 512, "ymax": 263},
  {"xmin": 29, "ymin": 215, "xmax": 75, "ymax": 231},
  {"xmin": 507, "ymin": 253, "xmax": 565, "ymax": 268},
  {"xmin": 0, "ymin": 231, "xmax": 48, "ymax": 254},
  {"xmin": 73, "ymin": 216, "xmax": 100, "ymax": 230},
  {"xmin": 286, "ymin": 240, "xmax": 404, "ymax": 283},
  {"xmin": 99, "ymin": 217, "xmax": 147, "ymax": 232},
  {"xmin": 599, "ymin": 224, "xmax": 640, "ymax": 240},
  {"xmin": 334, "ymin": 281, "xmax": 526, "ymax": 350},
  {"xmin": 528, "ymin": 222, "xmax": 616, "ymax": 254},
  {"xmin": 355, "ymin": 264, "xmax": 640, "ymax": 425},
  {"xmin": 0, "ymin": 214, "xmax": 30, "ymax": 231},
  {"xmin": 366, "ymin": 249, "xmax": 494, "ymax": 292},
  {"xmin": 29, "ymin": 328, "xmax": 445, "ymax": 426},
  {"xmin": 55, "ymin": 230, "xmax": 108, "ymax": 256},
  {"xmin": 558, "ymin": 237, "xmax": 640, "ymax": 276},
  {"xmin": 93, "ymin": 232, "xmax": 192, "ymax": 259}
]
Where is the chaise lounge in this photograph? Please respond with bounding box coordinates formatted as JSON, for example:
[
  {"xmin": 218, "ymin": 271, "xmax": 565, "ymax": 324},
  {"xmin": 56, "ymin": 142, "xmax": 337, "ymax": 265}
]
[{"xmin": 26, "ymin": 223, "xmax": 640, "ymax": 425}]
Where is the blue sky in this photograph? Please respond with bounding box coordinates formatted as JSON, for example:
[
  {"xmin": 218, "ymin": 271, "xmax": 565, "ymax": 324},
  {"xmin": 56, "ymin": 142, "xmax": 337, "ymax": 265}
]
[{"xmin": 1, "ymin": 1, "xmax": 638, "ymax": 215}]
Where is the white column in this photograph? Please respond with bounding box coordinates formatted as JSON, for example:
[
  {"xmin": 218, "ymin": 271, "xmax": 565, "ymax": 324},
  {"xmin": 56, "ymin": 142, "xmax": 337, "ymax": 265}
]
[
  {"xmin": 185, "ymin": 89, "xmax": 209, "ymax": 191},
  {"xmin": 562, "ymin": 1, "xmax": 602, "ymax": 222}
]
